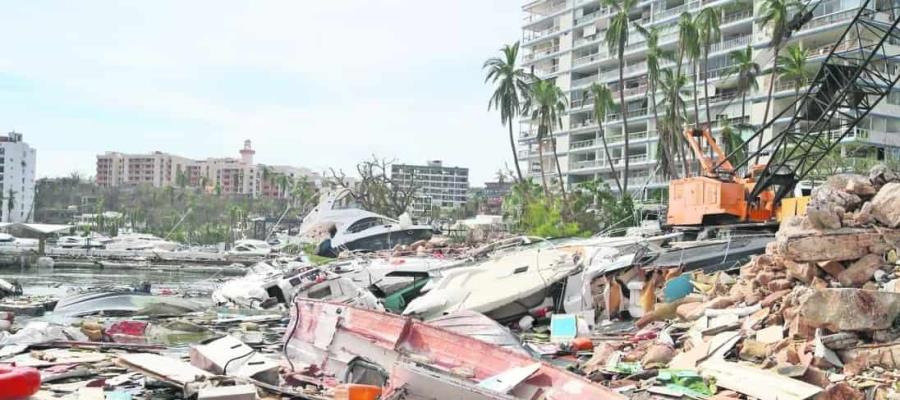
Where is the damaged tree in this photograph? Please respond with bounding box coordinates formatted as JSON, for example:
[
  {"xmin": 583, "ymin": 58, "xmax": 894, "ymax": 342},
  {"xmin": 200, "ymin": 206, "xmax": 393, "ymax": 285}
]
[{"xmin": 328, "ymin": 156, "xmax": 420, "ymax": 219}]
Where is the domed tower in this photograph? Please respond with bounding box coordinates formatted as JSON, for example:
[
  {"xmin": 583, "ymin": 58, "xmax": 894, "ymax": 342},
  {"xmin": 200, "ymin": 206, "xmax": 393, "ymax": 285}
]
[{"xmin": 240, "ymin": 139, "xmax": 255, "ymax": 164}]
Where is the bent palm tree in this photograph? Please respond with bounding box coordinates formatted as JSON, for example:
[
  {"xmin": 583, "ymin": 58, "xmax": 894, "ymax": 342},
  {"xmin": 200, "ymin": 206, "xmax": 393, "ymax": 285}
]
[
  {"xmin": 589, "ymin": 83, "xmax": 624, "ymax": 193},
  {"xmin": 636, "ymin": 24, "xmax": 679, "ymax": 178},
  {"xmin": 778, "ymin": 43, "xmax": 812, "ymax": 112},
  {"xmin": 603, "ymin": 0, "xmax": 639, "ymax": 194},
  {"xmin": 695, "ymin": 7, "xmax": 721, "ymax": 126},
  {"xmin": 525, "ymin": 79, "xmax": 569, "ymax": 204},
  {"xmin": 484, "ymin": 42, "xmax": 533, "ymax": 183}
]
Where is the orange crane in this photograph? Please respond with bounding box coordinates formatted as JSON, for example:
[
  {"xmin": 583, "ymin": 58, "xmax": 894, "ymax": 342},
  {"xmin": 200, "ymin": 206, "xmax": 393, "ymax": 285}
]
[
  {"xmin": 666, "ymin": 127, "xmax": 775, "ymax": 226},
  {"xmin": 665, "ymin": 0, "xmax": 900, "ymax": 230}
]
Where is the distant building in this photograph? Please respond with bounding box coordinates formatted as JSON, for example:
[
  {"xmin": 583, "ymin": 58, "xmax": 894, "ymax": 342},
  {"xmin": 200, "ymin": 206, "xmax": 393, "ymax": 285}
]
[
  {"xmin": 391, "ymin": 160, "xmax": 469, "ymax": 211},
  {"xmin": 481, "ymin": 180, "xmax": 514, "ymax": 215},
  {"xmin": 96, "ymin": 140, "xmax": 320, "ymax": 198},
  {"xmin": 0, "ymin": 132, "xmax": 36, "ymax": 223}
]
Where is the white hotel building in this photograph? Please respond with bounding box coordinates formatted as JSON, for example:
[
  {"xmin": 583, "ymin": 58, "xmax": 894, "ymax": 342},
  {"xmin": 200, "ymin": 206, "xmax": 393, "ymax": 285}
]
[
  {"xmin": 518, "ymin": 0, "xmax": 900, "ymax": 198},
  {"xmin": 0, "ymin": 132, "xmax": 36, "ymax": 223}
]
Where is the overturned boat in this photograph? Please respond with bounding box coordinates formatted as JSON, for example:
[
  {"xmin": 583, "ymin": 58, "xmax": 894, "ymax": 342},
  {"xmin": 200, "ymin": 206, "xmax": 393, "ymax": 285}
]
[
  {"xmin": 403, "ymin": 241, "xmax": 582, "ymax": 322},
  {"xmin": 283, "ymin": 299, "xmax": 624, "ymax": 400},
  {"xmin": 212, "ymin": 261, "xmax": 381, "ymax": 311}
]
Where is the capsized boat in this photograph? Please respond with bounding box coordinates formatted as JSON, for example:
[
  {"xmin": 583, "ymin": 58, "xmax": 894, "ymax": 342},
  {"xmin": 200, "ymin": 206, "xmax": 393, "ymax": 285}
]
[
  {"xmin": 403, "ymin": 242, "xmax": 583, "ymax": 321},
  {"xmin": 53, "ymin": 291, "xmax": 204, "ymax": 317}
]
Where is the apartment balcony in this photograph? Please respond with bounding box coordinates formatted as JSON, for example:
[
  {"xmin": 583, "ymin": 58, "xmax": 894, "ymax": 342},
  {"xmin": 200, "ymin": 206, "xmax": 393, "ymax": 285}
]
[
  {"xmin": 523, "ymin": 45, "xmax": 562, "ymax": 63},
  {"xmin": 569, "ymin": 85, "xmax": 648, "ymax": 112},
  {"xmin": 708, "ymin": 35, "xmax": 751, "ymax": 55},
  {"xmin": 533, "ymin": 64, "xmax": 561, "ymax": 76},
  {"xmin": 572, "ymin": 74, "xmax": 600, "ymax": 88},
  {"xmin": 573, "ymin": 51, "xmax": 608, "ymax": 67},
  {"xmin": 569, "ymin": 130, "xmax": 658, "ymax": 151},
  {"xmin": 568, "ymin": 153, "xmax": 652, "ymax": 171},
  {"xmin": 523, "ymin": 0, "xmax": 569, "ymax": 24},
  {"xmin": 721, "ymin": 9, "xmax": 752, "ymax": 25},
  {"xmin": 755, "ymin": 8, "xmax": 860, "ymax": 45},
  {"xmin": 524, "ymin": 25, "xmax": 562, "ymax": 43}
]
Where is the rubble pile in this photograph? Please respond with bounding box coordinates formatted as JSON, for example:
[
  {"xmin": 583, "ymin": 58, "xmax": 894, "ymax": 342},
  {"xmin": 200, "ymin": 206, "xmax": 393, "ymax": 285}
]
[{"xmin": 565, "ymin": 167, "xmax": 900, "ymax": 400}]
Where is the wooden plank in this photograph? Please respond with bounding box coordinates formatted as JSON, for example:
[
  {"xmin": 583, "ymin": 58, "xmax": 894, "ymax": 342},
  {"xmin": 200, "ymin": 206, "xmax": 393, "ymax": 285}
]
[{"xmin": 700, "ymin": 359, "xmax": 821, "ymax": 400}]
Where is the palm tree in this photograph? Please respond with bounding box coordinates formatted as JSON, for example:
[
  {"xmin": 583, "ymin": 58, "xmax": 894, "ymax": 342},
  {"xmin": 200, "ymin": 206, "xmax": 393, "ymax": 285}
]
[
  {"xmin": 484, "ymin": 42, "xmax": 533, "ymax": 183},
  {"xmin": 757, "ymin": 0, "xmax": 801, "ymax": 162},
  {"xmin": 719, "ymin": 117, "xmax": 746, "ymax": 164},
  {"xmin": 277, "ymin": 174, "xmax": 291, "ymax": 198},
  {"xmin": 589, "ymin": 83, "xmax": 624, "ymax": 193},
  {"xmin": 603, "ymin": 0, "xmax": 639, "ymax": 194},
  {"xmin": 727, "ymin": 45, "xmax": 761, "ymax": 128},
  {"xmin": 695, "ymin": 7, "xmax": 721, "ymax": 126},
  {"xmin": 675, "ymin": 12, "xmax": 699, "ymax": 173},
  {"xmin": 778, "ymin": 43, "xmax": 811, "ymax": 111},
  {"xmin": 524, "ymin": 79, "xmax": 569, "ymax": 203},
  {"xmin": 636, "ymin": 24, "xmax": 678, "ymax": 178},
  {"xmin": 659, "ymin": 69, "xmax": 692, "ymax": 175}
]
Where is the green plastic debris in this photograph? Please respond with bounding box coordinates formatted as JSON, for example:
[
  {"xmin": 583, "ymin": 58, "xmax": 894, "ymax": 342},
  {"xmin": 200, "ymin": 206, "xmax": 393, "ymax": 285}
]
[{"xmin": 657, "ymin": 369, "xmax": 715, "ymax": 397}]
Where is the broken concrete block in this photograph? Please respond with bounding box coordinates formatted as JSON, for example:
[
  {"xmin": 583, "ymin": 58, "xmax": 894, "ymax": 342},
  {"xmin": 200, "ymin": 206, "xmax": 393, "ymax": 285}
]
[
  {"xmin": 807, "ymin": 205, "xmax": 843, "ymax": 230},
  {"xmin": 799, "ymin": 289, "xmax": 900, "ymax": 331},
  {"xmin": 756, "ymin": 325, "xmax": 784, "ymax": 344},
  {"xmin": 815, "ymin": 383, "xmax": 863, "ymax": 400},
  {"xmin": 870, "ymin": 164, "xmax": 900, "ymax": 188},
  {"xmin": 761, "ymin": 290, "xmax": 791, "ymax": 308},
  {"xmin": 817, "ymin": 261, "xmax": 846, "ymax": 279},
  {"xmin": 768, "ymin": 279, "xmax": 794, "ymax": 291},
  {"xmin": 800, "ymin": 366, "xmax": 830, "ymax": 388},
  {"xmin": 706, "ymin": 297, "xmax": 735, "ymax": 310},
  {"xmin": 775, "ymin": 228, "xmax": 900, "ymax": 262},
  {"xmin": 838, "ymin": 342, "xmax": 900, "ymax": 375},
  {"xmin": 838, "ymin": 254, "xmax": 883, "ymax": 287},
  {"xmin": 676, "ymin": 302, "xmax": 706, "ymax": 322},
  {"xmin": 871, "ymin": 182, "xmax": 900, "ymax": 228},
  {"xmin": 785, "ymin": 260, "xmax": 819, "ymax": 284}
]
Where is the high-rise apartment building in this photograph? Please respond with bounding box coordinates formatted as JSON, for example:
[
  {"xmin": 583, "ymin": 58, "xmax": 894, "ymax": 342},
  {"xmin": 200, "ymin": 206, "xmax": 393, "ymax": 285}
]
[
  {"xmin": 0, "ymin": 132, "xmax": 36, "ymax": 223},
  {"xmin": 96, "ymin": 140, "xmax": 320, "ymax": 197},
  {"xmin": 518, "ymin": 0, "xmax": 900, "ymax": 198},
  {"xmin": 392, "ymin": 160, "xmax": 469, "ymax": 210}
]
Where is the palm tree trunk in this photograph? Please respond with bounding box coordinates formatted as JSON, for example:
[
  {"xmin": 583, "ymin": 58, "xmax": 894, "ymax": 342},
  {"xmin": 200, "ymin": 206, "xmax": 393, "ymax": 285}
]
[
  {"xmin": 537, "ymin": 136, "xmax": 550, "ymax": 198},
  {"xmin": 598, "ymin": 126, "xmax": 624, "ymax": 193},
  {"xmin": 755, "ymin": 45, "xmax": 781, "ymax": 165},
  {"xmin": 703, "ymin": 48, "xmax": 711, "ymax": 126},
  {"xmin": 549, "ymin": 133, "xmax": 570, "ymax": 217},
  {"xmin": 508, "ymin": 123, "xmax": 524, "ymax": 182},
  {"xmin": 619, "ymin": 54, "xmax": 629, "ymax": 195},
  {"xmin": 691, "ymin": 61, "xmax": 701, "ymax": 175},
  {"xmin": 674, "ymin": 48, "xmax": 691, "ymax": 177},
  {"xmin": 652, "ymin": 84, "xmax": 678, "ymax": 179},
  {"xmin": 692, "ymin": 61, "xmax": 700, "ymax": 127}
]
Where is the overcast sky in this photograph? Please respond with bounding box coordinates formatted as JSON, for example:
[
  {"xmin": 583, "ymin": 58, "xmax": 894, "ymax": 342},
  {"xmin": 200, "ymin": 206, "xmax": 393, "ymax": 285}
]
[{"xmin": 0, "ymin": 1, "xmax": 523, "ymax": 185}]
